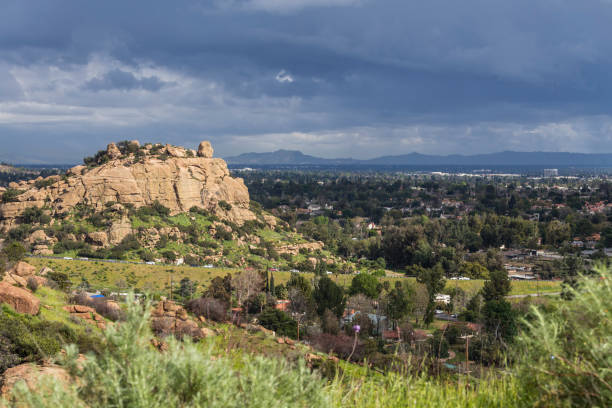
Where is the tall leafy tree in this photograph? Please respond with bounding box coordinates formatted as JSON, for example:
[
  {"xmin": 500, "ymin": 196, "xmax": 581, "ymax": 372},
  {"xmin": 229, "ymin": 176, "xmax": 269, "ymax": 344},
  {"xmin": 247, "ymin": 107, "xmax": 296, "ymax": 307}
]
[
  {"xmin": 416, "ymin": 263, "xmax": 446, "ymax": 326},
  {"xmin": 349, "ymin": 273, "xmax": 382, "ymax": 299},
  {"xmin": 313, "ymin": 276, "xmax": 345, "ymax": 317},
  {"xmin": 482, "ymin": 269, "xmax": 511, "ymax": 302},
  {"xmin": 386, "ymin": 281, "xmax": 414, "ymax": 325}
]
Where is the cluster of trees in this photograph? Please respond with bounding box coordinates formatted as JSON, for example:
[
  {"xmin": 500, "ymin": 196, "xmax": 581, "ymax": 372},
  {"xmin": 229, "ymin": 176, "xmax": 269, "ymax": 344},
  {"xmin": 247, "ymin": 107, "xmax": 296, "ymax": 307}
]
[{"xmin": 241, "ymin": 170, "xmax": 612, "ymax": 273}]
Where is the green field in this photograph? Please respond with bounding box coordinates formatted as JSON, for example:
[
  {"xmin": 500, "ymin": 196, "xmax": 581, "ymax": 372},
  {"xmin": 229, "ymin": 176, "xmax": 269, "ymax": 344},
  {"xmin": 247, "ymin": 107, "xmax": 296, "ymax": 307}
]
[{"xmin": 27, "ymin": 257, "xmax": 561, "ymax": 297}]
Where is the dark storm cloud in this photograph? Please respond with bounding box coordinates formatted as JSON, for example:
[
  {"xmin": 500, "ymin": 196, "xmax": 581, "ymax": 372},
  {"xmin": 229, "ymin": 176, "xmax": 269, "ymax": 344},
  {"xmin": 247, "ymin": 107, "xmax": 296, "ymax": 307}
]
[{"xmin": 1, "ymin": 0, "xmax": 612, "ymax": 162}]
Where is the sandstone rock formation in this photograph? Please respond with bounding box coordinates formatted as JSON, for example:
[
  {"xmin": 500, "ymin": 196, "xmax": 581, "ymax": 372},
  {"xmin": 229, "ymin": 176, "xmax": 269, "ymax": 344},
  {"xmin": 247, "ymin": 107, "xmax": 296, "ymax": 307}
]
[
  {"xmin": 150, "ymin": 300, "xmax": 215, "ymax": 340},
  {"xmin": 0, "ymin": 140, "xmax": 256, "ymax": 233},
  {"xmin": 8, "ymin": 261, "xmax": 36, "ymax": 277},
  {"xmin": 0, "ymin": 363, "xmax": 71, "ymax": 398},
  {"xmin": 2, "ymin": 261, "xmax": 47, "ymax": 288},
  {"xmin": 197, "ymin": 141, "xmax": 213, "ymax": 158},
  {"xmin": 0, "ymin": 282, "xmax": 40, "ymax": 314},
  {"xmin": 63, "ymin": 305, "xmax": 107, "ymax": 330}
]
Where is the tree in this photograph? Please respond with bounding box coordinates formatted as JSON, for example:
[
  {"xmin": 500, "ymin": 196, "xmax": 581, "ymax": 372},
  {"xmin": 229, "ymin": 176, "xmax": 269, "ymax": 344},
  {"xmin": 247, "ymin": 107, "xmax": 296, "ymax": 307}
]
[
  {"xmin": 274, "ymin": 284, "xmax": 288, "ymax": 300},
  {"xmin": 205, "ymin": 275, "xmax": 232, "ymax": 304},
  {"xmin": 288, "ymin": 288, "xmax": 314, "ymax": 319},
  {"xmin": 313, "ymin": 276, "xmax": 345, "ymax": 318},
  {"xmin": 349, "ymin": 273, "xmax": 382, "ymax": 299},
  {"xmin": 286, "ymin": 273, "xmax": 312, "ymax": 298},
  {"xmin": 177, "ymin": 277, "xmax": 195, "ymax": 300},
  {"xmin": 258, "ymin": 308, "xmax": 298, "ymax": 338},
  {"xmin": 416, "ymin": 264, "xmax": 446, "ymax": 326},
  {"xmin": 461, "ymin": 293, "xmax": 483, "ymax": 322},
  {"xmin": 561, "ymin": 255, "xmax": 584, "ymax": 299},
  {"xmin": 412, "ymin": 283, "xmax": 429, "ymax": 325},
  {"xmin": 321, "ymin": 309, "xmax": 340, "ymax": 334},
  {"xmin": 385, "ymin": 281, "xmax": 414, "ymax": 325},
  {"xmin": 2, "ymin": 241, "xmax": 25, "ymax": 263},
  {"xmin": 458, "ymin": 262, "xmax": 489, "ymax": 279},
  {"xmin": 482, "ymin": 269, "xmax": 511, "ymax": 302},
  {"xmin": 483, "ymin": 299, "xmax": 517, "ymax": 343},
  {"xmin": 346, "ymin": 294, "xmax": 374, "ymax": 314},
  {"xmin": 232, "ymin": 270, "xmax": 264, "ymax": 308},
  {"xmin": 269, "ymin": 273, "xmax": 275, "ymax": 295}
]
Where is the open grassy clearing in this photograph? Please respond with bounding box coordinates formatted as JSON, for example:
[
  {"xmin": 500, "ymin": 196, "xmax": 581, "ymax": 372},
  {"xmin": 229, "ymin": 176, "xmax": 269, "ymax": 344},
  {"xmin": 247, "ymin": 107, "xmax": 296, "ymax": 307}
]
[{"xmin": 27, "ymin": 257, "xmax": 561, "ymax": 297}]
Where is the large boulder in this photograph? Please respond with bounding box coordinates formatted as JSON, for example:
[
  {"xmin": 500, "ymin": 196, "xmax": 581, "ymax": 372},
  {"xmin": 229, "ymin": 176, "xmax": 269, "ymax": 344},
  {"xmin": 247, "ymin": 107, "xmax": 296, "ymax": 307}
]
[
  {"xmin": 8, "ymin": 261, "xmax": 36, "ymax": 278},
  {"xmin": 0, "ymin": 282, "xmax": 40, "ymax": 314},
  {"xmin": 2, "ymin": 273, "xmax": 27, "ymax": 288},
  {"xmin": 0, "ymin": 363, "xmax": 70, "ymax": 398},
  {"xmin": 107, "ymin": 142, "xmax": 122, "ymax": 159},
  {"xmin": 197, "ymin": 141, "xmax": 213, "ymax": 158},
  {"xmin": 86, "ymin": 231, "xmax": 109, "ymax": 247},
  {"xmin": 28, "ymin": 229, "xmax": 51, "ymax": 244}
]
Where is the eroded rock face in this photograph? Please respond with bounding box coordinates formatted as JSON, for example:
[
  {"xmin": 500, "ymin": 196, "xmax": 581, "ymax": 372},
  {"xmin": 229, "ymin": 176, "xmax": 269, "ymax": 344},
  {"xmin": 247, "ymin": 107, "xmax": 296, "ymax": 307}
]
[
  {"xmin": 0, "ymin": 140, "xmax": 256, "ymax": 232},
  {"xmin": 0, "ymin": 282, "xmax": 40, "ymax": 314}
]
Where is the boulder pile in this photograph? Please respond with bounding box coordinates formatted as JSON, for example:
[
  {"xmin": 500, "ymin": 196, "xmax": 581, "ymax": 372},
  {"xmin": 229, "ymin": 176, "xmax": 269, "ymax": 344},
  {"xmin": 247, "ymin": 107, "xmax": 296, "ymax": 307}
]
[
  {"xmin": 151, "ymin": 300, "xmax": 216, "ymax": 340},
  {"xmin": 62, "ymin": 304, "xmax": 107, "ymax": 330}
]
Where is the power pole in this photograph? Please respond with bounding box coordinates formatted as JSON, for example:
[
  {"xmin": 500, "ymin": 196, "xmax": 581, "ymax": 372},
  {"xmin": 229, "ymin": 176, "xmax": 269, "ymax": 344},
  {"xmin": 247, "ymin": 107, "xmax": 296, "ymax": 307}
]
[{"xmin": 460, "ymin": 334, "xmax": 473, "ymax": 388}]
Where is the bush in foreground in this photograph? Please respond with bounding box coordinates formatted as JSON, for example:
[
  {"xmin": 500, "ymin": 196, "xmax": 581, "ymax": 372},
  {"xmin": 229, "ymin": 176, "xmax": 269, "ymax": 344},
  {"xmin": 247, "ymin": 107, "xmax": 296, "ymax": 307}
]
[
  {"xmin": 516, "ymin": 264, "xmax": 612, "ymax": 407},
  {"xmin": 7, "ymin": 296, "xmax": 330, "ymax": 408}
]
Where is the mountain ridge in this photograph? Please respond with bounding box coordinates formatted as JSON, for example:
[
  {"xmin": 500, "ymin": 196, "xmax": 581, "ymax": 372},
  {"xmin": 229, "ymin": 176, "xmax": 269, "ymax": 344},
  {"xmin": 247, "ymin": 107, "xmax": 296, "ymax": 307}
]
[{"xmin": 224, "ymin": 150, "xmax": 612, "ymax": 166}]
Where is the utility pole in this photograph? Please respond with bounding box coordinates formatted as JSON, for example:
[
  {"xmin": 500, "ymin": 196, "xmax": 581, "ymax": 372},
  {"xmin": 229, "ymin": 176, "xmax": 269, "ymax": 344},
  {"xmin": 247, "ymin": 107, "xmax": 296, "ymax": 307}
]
[{"xmin": 460, "ymin": 334, "xmax": 473, "ymax": 388}]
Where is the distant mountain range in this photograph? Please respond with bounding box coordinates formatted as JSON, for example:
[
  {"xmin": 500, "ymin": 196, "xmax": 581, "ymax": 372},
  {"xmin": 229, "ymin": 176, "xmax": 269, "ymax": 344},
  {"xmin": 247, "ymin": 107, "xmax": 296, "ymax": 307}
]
[{"xmin": 224, "ymin": 150, "xmax": 612, "ymax": 167}]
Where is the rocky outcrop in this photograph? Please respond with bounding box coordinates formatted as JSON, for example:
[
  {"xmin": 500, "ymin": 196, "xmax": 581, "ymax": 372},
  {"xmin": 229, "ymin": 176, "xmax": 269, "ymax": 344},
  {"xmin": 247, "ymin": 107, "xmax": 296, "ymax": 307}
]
[
  {"xmin": 0, "ymin": 363, "xmax": 71, "ymax": 398},
  {"xmin": 63, "ymin": 305, "xmax": 107, "ymax": 330},
  {"xmin": 276, "ymin": 241, "xmax": 324, "ymax": 256},
  {"xmin": 0, "ymin": 140, "xmax": 256, "ymax": 233},
  {"xmin": 150, "ymin": 300, "xmax": 215, "ymax": 340},
  {"xmin": 8, "ymin": 261, "xmax": 36, "ymax": 277},
  {"xmin": 0, "ymin": 282, "xmax": 40, "ymax": 314},
  {"xmin": 197, "ymin": 141, "xmax": 213, "ymax": 158},
  {"xmin": 1, "ymin": 261, "xmax": 46, "ymax": 289},
  {"xmin": 108, "ymin": 216, "xmax": 132, "ymax": 245}
]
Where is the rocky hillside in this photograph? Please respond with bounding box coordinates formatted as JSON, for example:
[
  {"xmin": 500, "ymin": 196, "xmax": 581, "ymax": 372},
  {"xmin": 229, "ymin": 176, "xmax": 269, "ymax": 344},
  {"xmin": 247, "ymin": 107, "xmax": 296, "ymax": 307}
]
[
  {"xmin": 0, "ymin": 141, "xmax": 329, "ymax": 268},
  {"xmin": 0, "ymin": 140, "xmax": 255, "ymax": 233}
]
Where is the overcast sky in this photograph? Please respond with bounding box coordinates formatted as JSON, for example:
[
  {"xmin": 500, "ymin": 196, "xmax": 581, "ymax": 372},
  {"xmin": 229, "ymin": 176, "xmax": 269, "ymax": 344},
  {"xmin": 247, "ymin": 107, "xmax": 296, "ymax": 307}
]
[{"xmin": 1, "ymin": 0, "xmax": 612, "ymax": 163}]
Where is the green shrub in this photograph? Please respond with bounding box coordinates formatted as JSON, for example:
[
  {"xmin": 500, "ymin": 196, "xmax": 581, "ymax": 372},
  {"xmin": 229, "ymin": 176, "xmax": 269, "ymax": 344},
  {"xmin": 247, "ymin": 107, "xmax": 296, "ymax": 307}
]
[
  {"xmin": 0, "ymin": 304, "xmax": 103, "ymax": 375},
  {"xmin": 21, "ymin": 207, "xmax": 51, "ymax": 224},
  {"xmin": 2, "ymin": 241, "xmax": 26, "ymax": 262},
  {"xmin": 8, "ymin": 224, "xmax": 31, "ymax": 241},
  {"xmin": 218, "ymin": 200, "xmax": 232, "ymax": 211},
  {"xmin": 7, "ymin": 297, "xmax": 329, "ymax": 407},
  {"xmin": 1, "ymin": 188, "xmax": 23, "ymax": 203},
  {"xmin": 46, "ymin": 271, "xmax": 72, "ymax": 292},
  {"xmin": 516, "ymin": 265, "xmax": 612, "ymax": 407},
  {"xmin": 34, "ymin": 178, "xmax": 57, "ymax": 189},
  {"xmin": 258, "ymin": 308, "xmax": 298, "ymax": 338}
]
